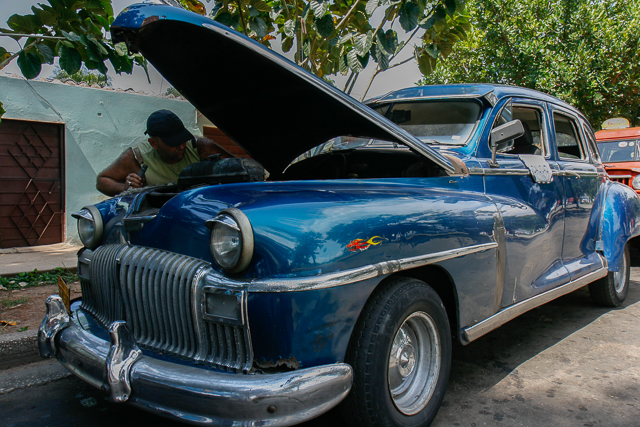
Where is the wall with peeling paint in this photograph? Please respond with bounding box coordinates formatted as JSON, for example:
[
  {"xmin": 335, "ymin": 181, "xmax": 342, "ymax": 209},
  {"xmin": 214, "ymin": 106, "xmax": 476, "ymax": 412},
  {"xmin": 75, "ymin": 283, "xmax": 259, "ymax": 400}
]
[{"xmin": 0, "ymin": 75, "xmax": 198, "ymax": 245}]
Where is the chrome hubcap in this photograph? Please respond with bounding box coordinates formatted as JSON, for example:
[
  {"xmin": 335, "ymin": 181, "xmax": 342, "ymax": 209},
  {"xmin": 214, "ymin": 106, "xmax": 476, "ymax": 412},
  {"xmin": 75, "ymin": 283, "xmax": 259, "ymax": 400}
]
[
  {"xmin": 614, "ymin": 250, "xmax": 628, "ymax": 294},
  {"xmin": 388, "ymin": 312, "xmax": 441, "ymax": 415}
]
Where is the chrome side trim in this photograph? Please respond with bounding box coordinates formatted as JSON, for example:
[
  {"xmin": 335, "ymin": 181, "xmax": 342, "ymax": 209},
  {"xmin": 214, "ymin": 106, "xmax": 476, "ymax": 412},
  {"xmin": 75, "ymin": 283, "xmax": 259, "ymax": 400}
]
[
  {"xmin": 469, "ymin": 167, "xmax": 601, "ymax": 178},
  {"xmin": 609, "ymin": 175, "xmax": 632, "ymax": 179},
  {"xmin": 468, "ymin": 167, "xmax": 530, "ymax": 176},
  {"xmin": 462, "ymin": 265, "xmax": 608, "ymax": 343},
  {"xmin": 248, "ymin": 242, "xmax": 498, "ymax": 292}
]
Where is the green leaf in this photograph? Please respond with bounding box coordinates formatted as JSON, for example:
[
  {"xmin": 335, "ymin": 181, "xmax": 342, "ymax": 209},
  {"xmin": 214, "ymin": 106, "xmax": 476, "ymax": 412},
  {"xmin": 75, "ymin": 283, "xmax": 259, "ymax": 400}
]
[
  {"xmin": 114, "ymin": 42, "xmax": 128, "ymax": 56},
  {"xmin": 315, "ymin": 14, "xmax": 335, "ymax": 38},
  {"xmin": 353, "ymin": 33, "xmax": 373, "ymax": 56},
  {"xmin": 215, "ymin": 12, "xmax": 239, "ymax": 29},
  {"xmin": 249, "ymin": 17, "xmax": 268, "ymax": 38},
  {"xmin": 347, "ymin": 49, "xmax": 364, "ymax": 73},
  {"xmin": 250, "ymin": 0, "xmax": 272, "ymax": 12},
  {"xmin": 419, "ymin": 15, "xmax": 437, "ymax": 30},
  {"xmin": 282, "ymin": 36, "xmax": 294, "ymax": 52},
  {"xmin": 376, "ymin": 29, "xmax": 398, "ymax": 55},
  {"xmin": 424, "ymin": 43, "xmax": 440, "ymax": 58},
  {"xmin": 85, "ymin": 59, "xmax": 108, "ymax": 75},
  {"xmin": 444, "ymin": 0, "xmax": 457, "ymax": 17},
  {"xmin": 59, "ymin": 45, "xmax": 82, "ymax": 74},
  {"xmin": 372, "ymin": 44, "xmax": 389, "ymax": 70},
  {"xmin": 17, "ymin": 50, "xmax": 42, "ymax": 79},
  {"xmin": 108, "ymin": 49, "xmax": 133, "ymax": 74},
  {"xmin": 284, "ymin": 19, "xmax": 296, "ymax": 38},
  {"xmin": 35, "ymin": 44, "xmax": 54, "ymax": 64},
  {"xmin": 438, "ymin": 38, "xmax": 454, "ymax": 58},
  {"xmin": 434, "ymin": 6, "xmax": 447, "ymax": 21},
  {"xmin": 7, "ymin": 14, "xmax": 41, "ymax": 34},
  {"xmin": 416, "ymin": 50, "xmax": 435, "ymax": 75},
  {"xmin": 248, "ymin": 6, "xmax": 260, "ymax": 18},
  {"xmin": 303, "ymin": 39, "xmax": 311, "ymax": 58},
  {"xmin": 0, "ymin": 100, "xmax": 5, "ymax": 123},
  {"xmin": 365, "ymin": 0, "xmax": 380, "ymax": 16},
  {"xmin": 31, "ymin": 6, "xmax": 57, "ymax": 26},
  {"xmin": 62, "ymin": 30, "xmax": 82, "ymax": 43},
  {"xmin": 399, "ymin": 2, "xmax": 419, "ymax": 32},
  {"xmin": 310, "ymin": 0, "xmax": 329, "ymax": 18},
  {"xmin": 339, "ymin": 32, "xmax": 354, "ymax": 46}
]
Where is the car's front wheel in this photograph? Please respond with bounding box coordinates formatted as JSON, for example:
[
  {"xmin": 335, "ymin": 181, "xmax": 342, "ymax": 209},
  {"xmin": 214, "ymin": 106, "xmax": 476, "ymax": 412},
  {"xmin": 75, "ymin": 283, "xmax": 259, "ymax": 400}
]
[
  {"xmin": 589, "ymin": 243, "xmax": 630, "ymax": 307},
  {"xmin": 341, "ymin": 276, "xmax": 451, "ymax": 427}
]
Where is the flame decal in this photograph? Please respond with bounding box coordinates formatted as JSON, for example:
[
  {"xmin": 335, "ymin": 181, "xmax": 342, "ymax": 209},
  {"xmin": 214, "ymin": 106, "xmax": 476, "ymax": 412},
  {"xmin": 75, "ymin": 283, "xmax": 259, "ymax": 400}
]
[{"xmin": 347, "ymin": 236, "xmax": 385, "ymax": 252}]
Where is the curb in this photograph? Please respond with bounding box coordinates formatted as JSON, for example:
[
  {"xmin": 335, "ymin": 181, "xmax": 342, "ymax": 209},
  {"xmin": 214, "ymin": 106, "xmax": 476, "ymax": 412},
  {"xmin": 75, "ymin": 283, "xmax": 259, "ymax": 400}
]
[
  {"xmin": 0, "ymin": 265, "xmax": 78, "ymax": 279},
  {"xmin": 0, "ymin": 329, "xmax": 41, "ymax": 370}
]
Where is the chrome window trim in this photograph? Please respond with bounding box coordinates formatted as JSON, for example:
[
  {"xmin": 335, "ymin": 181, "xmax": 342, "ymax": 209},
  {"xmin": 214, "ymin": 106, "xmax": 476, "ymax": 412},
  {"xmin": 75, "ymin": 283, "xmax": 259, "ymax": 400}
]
[
  {"xmin": 370, "ymin": 90, "xmax": 495, "ymax": 105},
  {"xmin": 551, "ymin": 106, "xmax": 591, "ymax": 162},
  {"xmin": 492, "ymin": 102, "xmax": 551, "ymax": 159}
]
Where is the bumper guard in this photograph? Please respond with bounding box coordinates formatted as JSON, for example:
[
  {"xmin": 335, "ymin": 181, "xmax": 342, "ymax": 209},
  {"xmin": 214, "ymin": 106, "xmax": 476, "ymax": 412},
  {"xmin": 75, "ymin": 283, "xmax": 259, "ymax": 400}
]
[{"xmin": 38, "ymin": 297, "xmax": 353, "ymax": 426}]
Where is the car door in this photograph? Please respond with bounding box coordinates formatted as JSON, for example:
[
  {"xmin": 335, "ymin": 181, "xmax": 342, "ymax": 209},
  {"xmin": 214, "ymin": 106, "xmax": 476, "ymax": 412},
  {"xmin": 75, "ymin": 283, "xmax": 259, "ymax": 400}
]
[
  {"xmin": 482, "ymin": 98, "xmax": 570, "ymax": 309},
  {"xmin": 550, "ymin": 106, "xmax": 606, "ymax": 279}
]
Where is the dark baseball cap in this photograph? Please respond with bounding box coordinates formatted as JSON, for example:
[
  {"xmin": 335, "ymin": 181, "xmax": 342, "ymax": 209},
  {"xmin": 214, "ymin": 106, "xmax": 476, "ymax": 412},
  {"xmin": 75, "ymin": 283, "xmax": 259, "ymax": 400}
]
[{"xmin": 144, "ymin": 109, "xmax": 194, "ymax": 147}]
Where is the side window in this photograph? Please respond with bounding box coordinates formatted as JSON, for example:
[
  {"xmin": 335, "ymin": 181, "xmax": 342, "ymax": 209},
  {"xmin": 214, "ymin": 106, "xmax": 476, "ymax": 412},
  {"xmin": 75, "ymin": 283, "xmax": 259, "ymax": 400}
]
[
  {"xmin": 554, "ymin": 112, "xmax": 586, "ymax": 160},
  {"xmin": 493, "ymin": 104, "xmax": 545, "ymax": 156},
  {"xmin": 581, "ymin": 122, "xmax": 601, "ymax": 163}
]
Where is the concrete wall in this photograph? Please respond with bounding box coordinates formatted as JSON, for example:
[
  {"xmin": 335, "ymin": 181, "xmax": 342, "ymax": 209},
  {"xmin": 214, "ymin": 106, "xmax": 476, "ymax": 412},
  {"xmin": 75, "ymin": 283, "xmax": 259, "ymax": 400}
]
[{"xmin": 0, "ymin": 75, "xmax": 198, "ymax": 245}]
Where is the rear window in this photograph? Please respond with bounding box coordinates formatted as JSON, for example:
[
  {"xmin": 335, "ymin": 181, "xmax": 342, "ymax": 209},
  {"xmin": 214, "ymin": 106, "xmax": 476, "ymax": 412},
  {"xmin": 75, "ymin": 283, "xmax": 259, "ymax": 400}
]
[{"xmin": 372, "ymin": 100, "xmax": 483, "ymax": 145}]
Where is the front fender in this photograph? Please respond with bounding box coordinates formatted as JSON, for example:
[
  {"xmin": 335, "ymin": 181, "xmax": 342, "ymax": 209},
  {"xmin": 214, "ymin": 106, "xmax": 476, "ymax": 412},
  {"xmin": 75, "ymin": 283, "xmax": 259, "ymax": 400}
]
[{"xmin": 599, "ymin": 181, "xmax": 640, "ymax": 271}]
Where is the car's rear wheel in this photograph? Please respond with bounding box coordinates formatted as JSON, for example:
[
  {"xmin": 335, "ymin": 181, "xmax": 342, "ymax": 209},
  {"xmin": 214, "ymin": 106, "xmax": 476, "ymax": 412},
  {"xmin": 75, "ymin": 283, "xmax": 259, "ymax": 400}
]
[
  {"xmin": 589, "ymin": 244, "xmax": 630, "ymax": 307},
  {"xmin": 341, "ymin": 276, "xmax": 451, "ymax": 427}
]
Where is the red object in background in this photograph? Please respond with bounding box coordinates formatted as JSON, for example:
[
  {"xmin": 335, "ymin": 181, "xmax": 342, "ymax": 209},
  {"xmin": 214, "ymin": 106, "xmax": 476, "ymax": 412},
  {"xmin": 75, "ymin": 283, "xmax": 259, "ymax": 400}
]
[{"xmin": 595, "ymin": 127, "xmax": 640, "ymax": 194}]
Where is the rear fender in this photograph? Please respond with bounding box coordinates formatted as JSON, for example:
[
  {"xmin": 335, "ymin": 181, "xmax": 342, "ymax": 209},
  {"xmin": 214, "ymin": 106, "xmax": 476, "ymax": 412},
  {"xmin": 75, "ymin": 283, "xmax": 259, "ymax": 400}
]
[{"xmin": 599, "ymin": 181, "xmax": 640, "ymax": 271}]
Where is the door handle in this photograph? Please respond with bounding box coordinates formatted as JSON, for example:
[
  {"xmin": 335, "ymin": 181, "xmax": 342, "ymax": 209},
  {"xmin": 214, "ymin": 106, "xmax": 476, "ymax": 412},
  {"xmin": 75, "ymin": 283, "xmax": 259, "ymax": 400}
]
[{"xmin": 562, "ymin": 171, "xmax": 581, "ymax": 179}]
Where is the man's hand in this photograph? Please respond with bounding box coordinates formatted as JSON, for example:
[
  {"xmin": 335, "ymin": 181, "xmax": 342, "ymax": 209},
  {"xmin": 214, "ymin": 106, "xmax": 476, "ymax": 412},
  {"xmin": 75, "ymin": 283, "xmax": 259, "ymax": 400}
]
[
  {"xmin": 97, "ymin": 148, "xmax": 144, "ymax": 196},
  {"xmin": 125, "ymin": 172, "xmax": 146, "ymax": 189}
]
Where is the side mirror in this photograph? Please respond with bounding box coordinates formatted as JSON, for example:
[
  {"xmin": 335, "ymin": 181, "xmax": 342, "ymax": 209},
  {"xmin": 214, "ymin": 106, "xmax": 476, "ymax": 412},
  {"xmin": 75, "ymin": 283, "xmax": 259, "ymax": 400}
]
[{"xmin": 489, "ymin": 119, "xmax": 525, "ymax": 167}]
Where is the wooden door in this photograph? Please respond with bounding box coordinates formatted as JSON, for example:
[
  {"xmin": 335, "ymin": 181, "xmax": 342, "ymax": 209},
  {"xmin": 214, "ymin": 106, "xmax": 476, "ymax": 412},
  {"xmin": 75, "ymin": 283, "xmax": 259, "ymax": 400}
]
[{"xmin": 0, "ymin": 119, "xmax": 65, "ymax": 248}]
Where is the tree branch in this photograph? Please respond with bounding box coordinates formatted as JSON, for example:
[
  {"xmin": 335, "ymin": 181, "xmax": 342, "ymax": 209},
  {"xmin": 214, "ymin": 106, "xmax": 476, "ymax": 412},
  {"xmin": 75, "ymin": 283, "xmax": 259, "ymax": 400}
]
[{"xmin": 0, "ymin": 33, "xmax": 66, "ymax": 40}]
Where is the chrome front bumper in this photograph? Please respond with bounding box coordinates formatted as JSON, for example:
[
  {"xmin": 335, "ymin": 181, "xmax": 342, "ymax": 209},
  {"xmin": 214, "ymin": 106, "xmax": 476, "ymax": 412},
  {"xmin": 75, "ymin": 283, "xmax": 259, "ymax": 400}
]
[{"xmin": 39, "ymin": 296, "xmax": 353, "ymax": 426}]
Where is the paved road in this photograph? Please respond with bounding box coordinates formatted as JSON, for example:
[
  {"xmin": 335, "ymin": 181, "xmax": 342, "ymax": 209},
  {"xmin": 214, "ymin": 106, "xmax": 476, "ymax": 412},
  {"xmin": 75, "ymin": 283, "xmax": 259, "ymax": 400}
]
[{"xmin": 2, "ymin": 275, "xmax": 639, "ymax": 427}]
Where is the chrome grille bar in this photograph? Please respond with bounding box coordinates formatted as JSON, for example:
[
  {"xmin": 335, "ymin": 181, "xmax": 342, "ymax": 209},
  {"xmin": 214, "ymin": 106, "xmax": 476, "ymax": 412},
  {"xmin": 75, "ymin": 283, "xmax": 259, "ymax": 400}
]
[{"xmin": 79, "ymin": 244, "xmax": 253, "ymax": 372}]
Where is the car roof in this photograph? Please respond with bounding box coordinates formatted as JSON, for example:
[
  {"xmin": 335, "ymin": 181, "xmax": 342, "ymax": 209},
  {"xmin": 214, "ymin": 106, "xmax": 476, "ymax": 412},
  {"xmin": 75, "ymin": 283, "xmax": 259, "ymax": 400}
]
[{"xmin": 595, "ymin": 127, "xmax": 640, "ymax": 141}]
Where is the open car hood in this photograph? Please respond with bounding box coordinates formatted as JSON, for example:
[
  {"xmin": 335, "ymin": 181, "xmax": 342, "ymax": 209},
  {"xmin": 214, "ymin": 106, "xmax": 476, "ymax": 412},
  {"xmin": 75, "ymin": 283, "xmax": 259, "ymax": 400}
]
[{"xmin": 111, "ymin": 4, "xmax": 455, "ymax": 176}]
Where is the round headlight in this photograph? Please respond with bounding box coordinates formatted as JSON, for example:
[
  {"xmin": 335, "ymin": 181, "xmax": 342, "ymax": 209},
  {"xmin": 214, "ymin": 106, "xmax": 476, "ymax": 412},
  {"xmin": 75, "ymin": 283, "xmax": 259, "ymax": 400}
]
[
  {"xmin": 72, "ymin": 206, "xmax": 104, "ymax": 249},
  {"xmin": 632, "ymin": 175, "xmax": 640, "ymax": 190},
  {"xmin": 207, "ymin": 208, "xmax": 254, "ymax": 273}
]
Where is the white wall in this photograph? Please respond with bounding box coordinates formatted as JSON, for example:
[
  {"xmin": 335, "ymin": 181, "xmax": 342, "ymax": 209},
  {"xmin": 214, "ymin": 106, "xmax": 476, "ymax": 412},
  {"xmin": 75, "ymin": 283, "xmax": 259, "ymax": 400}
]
[{"xmin": 0, "ymin": 75, "xmax": 198, "ymax": 244}]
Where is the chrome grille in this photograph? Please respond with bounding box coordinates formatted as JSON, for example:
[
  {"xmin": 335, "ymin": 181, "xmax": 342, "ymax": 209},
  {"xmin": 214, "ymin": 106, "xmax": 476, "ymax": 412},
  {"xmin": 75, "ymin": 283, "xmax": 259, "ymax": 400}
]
[
  {"xmin": 79, "ymin": 244, "xmax": 253, "ymax": 371},
  {"xmin": 608, "ymin": 175, "xmax": 632, "ymax": 186}
]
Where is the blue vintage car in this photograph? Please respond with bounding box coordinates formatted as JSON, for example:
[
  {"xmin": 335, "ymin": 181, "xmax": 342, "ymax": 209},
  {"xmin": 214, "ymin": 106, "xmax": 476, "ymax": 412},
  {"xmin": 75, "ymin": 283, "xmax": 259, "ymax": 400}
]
[{"xmin": 39, "ymin": 3, "xmax": 640, "ymax": 427}]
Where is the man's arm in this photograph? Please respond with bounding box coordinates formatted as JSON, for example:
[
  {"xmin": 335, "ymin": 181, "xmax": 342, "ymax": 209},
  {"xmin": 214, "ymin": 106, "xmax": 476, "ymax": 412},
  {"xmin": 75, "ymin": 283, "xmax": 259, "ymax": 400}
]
[{"xmin": 96, "ymin": 148, "xmax": 143, "ymax": 196}]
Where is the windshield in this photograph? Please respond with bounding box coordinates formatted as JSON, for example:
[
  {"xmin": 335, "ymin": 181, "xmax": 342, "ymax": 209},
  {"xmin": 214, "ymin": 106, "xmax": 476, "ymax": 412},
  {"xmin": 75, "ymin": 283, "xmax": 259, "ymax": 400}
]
[
  {"xmin": 597, "ymin": 140, "xmax": 638, "ymax": 163},
  {"xmin": 372, "ymin": 100, "xmax": 483, "ymax": 145}
]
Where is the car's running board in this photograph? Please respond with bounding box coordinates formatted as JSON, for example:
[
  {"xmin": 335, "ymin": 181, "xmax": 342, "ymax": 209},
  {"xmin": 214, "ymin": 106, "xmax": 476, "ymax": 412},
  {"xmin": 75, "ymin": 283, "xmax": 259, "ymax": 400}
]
[{"xmin": 462, "ymin": 266, "xmax": 608, "ymax": 343}]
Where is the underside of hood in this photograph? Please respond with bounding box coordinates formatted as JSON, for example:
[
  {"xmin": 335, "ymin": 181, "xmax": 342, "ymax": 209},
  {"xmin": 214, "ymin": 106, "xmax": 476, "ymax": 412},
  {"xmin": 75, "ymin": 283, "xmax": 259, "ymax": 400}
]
[{"xmin": 111, "ymin": 4, "xmax": 454, "ymax": 177}]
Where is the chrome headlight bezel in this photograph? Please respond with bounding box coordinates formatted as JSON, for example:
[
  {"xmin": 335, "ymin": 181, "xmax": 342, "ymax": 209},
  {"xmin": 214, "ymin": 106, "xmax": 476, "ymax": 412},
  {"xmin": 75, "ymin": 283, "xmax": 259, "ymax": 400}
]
[
  {"xmin": 632, "ymin": 175, "xmax": 640, "ymax": 190},
  {"xmin": 206, "ymin": 208, "xmax": 254, "ymax": 274},
  {"xmin": 71, "ymin": 205, "xmax": 104, "ymax": 249}
]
